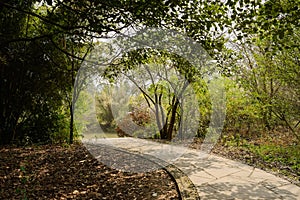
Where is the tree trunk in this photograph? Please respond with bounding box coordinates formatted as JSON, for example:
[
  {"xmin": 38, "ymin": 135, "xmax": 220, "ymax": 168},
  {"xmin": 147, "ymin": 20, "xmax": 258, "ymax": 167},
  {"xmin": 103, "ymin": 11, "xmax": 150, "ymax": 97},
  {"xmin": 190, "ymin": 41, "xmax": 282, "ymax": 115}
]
[
  {"xmin": 69, "ymin": 102, "xmax": 74, "ymax": 144},
  {"xmin": 69, "ymin": 45, "xmax": 75, "ymax": 144},
  {"xmin": 167, "ymin": 100, "xmax": 179, "ymax": 141}
]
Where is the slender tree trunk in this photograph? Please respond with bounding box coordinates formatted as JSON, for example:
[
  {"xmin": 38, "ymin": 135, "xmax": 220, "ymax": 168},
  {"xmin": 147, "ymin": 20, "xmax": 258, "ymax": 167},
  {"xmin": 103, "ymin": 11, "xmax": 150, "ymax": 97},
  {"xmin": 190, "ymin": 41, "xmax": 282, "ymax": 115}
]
[
  {"xmin": 69, "ymin": 46, "xmax": 75, "ymax": 144},
  {"xmin": 155, "ymin": 103, "xmax": 163, "ymax": 134},
  {"xmin": 69, "ymin": 102, "xmax": 74, "ymax": 144},
  {"xmin": 167, "ymin": 99, "xmax": 179, "ymax": 141}
]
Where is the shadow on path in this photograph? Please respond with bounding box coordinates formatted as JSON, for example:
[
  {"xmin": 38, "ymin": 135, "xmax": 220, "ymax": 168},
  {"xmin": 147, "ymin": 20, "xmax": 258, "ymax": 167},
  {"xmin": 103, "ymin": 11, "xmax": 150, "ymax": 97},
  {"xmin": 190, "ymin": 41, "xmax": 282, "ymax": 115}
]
[
  {"xmin": 85, "ymin": 142, "xmax": 200, "ymax": 199},
  {"xmin": 84, "ymin": 138, "xmax": 300, "ymax": 200}
]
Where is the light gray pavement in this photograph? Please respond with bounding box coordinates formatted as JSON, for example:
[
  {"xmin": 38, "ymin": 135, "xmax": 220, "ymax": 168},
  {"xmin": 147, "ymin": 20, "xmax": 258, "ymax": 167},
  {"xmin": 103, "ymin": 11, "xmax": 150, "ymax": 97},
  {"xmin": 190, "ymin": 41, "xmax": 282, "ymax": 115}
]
[{"xmin": 84, "ymin": 137, "xmax": 300, "ymax": 200}]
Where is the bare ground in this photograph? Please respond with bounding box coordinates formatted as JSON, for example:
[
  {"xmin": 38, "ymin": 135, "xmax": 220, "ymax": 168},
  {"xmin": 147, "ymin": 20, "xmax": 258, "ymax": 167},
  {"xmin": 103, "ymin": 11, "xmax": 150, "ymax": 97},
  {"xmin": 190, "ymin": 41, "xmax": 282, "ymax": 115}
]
[{"xmin": 0, "ymin": 143, "xmax": 179, "ymax": 200}]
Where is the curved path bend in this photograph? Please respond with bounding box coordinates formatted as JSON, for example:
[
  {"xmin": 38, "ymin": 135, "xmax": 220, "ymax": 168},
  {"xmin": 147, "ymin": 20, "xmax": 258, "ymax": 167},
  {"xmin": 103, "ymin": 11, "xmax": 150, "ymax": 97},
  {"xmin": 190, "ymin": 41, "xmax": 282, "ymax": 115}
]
[{"xmin": 84, "ymin": 138, "xmax": 300, "ymax": 200}]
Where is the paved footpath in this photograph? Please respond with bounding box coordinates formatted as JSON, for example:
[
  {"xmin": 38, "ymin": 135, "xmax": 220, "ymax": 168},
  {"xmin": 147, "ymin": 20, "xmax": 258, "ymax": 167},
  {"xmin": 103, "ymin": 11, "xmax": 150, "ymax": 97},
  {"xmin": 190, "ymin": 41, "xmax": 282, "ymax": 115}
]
[{"xmin": 84, "ymin": 138, "xmax": 300, "ymax": 200}]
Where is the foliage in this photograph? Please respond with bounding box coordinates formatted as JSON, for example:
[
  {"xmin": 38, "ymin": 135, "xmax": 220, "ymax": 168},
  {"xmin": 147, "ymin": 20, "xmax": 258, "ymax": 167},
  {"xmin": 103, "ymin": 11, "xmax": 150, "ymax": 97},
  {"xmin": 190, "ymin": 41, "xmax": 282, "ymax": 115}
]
[
  {"xmin": 73, "ymin": 90, "xmax": 95, "ymax": 138},
  {"xmin": 0, "ymin": 0, "xmax": 235, "ymax": 145},
  {"xmin": 221, "ymin": 0, "xmax": 300, "ymax": 141},
  {"xmin": 0, "ymin": 16, "xmax": 70, "ymax": 144},
  {"xmin": 95, "ymin": 86, "xmax": 115, "ymax": 132},
  {"xmin": 103, "ymin": 48, "xmax": 203, "ymax": 141},
  {"xmin": 0, "ymin": 0, "xmax": 299, "ymax": 146},
  {"xmin": 228, "ymin": 33, "xmax": 300, "ymax": 140},
  {"xmin": 224, "ymin": 78, "xmax": 263, "ymax": 137}
]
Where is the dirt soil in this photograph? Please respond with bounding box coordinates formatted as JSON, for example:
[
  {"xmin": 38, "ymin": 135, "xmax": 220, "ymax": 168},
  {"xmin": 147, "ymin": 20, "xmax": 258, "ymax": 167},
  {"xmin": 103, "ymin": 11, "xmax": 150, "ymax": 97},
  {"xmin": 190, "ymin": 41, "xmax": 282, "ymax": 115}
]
[{"xmin": 0, "ymin": 143, "xmax": 179, "ymax": 200}]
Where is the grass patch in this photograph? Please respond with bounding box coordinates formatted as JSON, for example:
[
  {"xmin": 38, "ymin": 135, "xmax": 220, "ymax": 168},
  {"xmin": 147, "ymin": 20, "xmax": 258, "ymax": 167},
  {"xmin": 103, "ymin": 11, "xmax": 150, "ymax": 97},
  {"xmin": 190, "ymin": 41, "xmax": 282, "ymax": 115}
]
[
  {"xmin": 215, "ymin": 133, "xmax": 300, "ymax": 184},
  {"xmin": 248, "ymin": 143, "xmax": 300, "ymax": 175}
]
